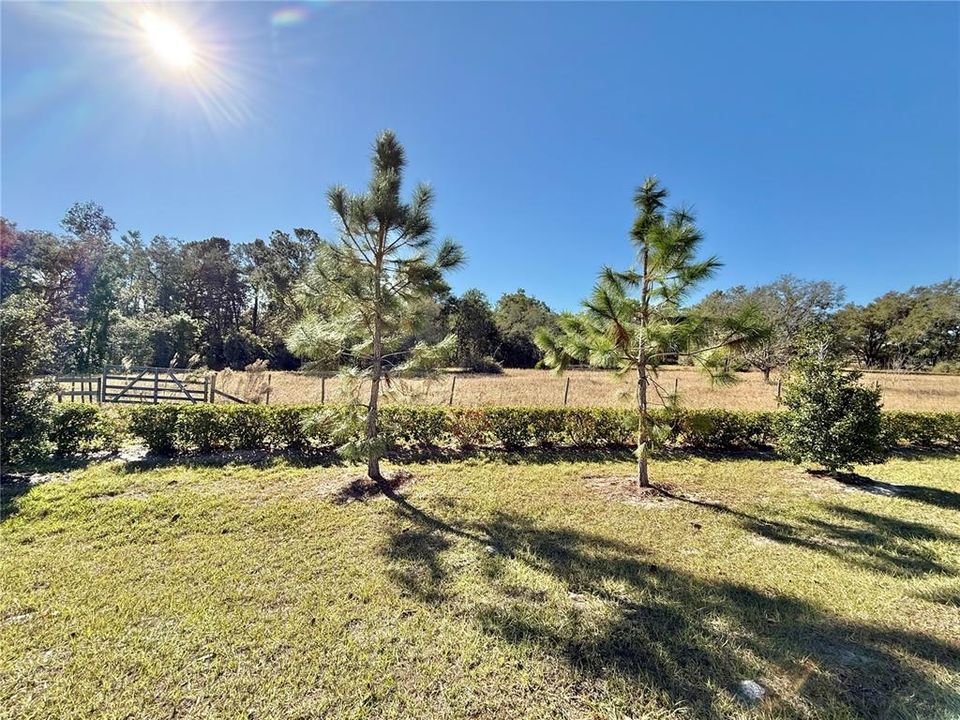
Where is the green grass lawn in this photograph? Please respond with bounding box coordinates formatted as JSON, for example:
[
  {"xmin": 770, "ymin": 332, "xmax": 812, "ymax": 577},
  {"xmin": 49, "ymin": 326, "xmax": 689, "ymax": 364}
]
[{"xmin": 2, "ymin": 452, "xmax": 959, "ymax": 719}]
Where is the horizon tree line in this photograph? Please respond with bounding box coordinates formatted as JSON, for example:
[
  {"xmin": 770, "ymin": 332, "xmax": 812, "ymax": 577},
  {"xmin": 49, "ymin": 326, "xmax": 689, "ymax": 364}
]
[{"xmin": 1, "ymin": 187, "xmax": 956, "ymax": 381}]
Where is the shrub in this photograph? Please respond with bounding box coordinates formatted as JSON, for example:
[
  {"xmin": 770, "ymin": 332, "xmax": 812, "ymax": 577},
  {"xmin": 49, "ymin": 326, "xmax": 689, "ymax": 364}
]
[
  {"xmin": 119, "ymin": 402, "xmax": 955, "ymax": 460},
  {"xmin": 484, "ymin": 407, "xmax": 535, "ymax": 449},
  {"xmin": 51, "ymin": 405, "xmax": 120, "ymax": 456},
  {"xmin": 272, "ymin": 406, "xmax": 311, "ymax": 451},
  {"xmin": 776, "ymin": 350, "xmax": 886, "ymax": 472},
  {"xmin": 1, "ymin": 294, "xmax": 56, "ymax": 465},
  {"xmin": 176, "ymin": 406, "xmax": 231, "ymax": 453},
  {"xmin": 448, "ymin": 408, "xmax": 490, "ymax": 449},
  {"xmin": 126, "ymin": 405, "xmax": 182, "ymax": 454},
  {"xmin": 881, "ymin": 411, "xmax": 960, "ymax": 448},
  {"xmin": 380, "ymin": 406, "xmax": 449, "ymax": 447},
  {"xmin": 564, "ymin": 408, "xmax": 637, "ymax": 447},
  {"xmin": 678, "ymin": 410, "xmax": 774, "ymax": 450}
]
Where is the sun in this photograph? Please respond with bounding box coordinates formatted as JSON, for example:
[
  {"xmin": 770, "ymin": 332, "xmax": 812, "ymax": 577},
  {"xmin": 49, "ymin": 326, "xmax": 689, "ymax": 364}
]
[{"xmin": 139, "ymin": 11, "xmax": 195, "ymax": 69}]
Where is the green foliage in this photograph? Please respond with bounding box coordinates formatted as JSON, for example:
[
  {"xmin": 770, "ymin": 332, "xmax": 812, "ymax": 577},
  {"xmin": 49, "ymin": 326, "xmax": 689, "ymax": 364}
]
[
  {"xmin": 482, "ymin": 408, "xmax": 535, "ymax": 449},
  {"xmin": 881, "ymin": 411, "xmax": 960, "ymax": 448},
  {"xmin": 453, "ymin": 289, "xmax": 501, "ymax": 371},
  {"xmin": 677, "ymin": 409, "xmax": 775, "ymax": 450},
  {"xmin": 286, "ymin": 130, "xmax": 464, "ymax": 480},
  {"xmin": 126, "ymin": 405, "xmax": 182, "ymax": 454},
  {"xmin": 107, "ymin": 403, "xmax": 960, "ymax": 460},
  {"xmin": 448, "ymin": 408, "xmax": 490, "ymax": 449},
  {"xmin": 536, "ymin": 177, "xmax": 769, "ymax": 485},
  {"xmin": 696, "ymin": 275, "xmax": 844, "ymax": 379},
  {"xmin": 380, "ymin": 406, "xmax": 449, "ymax": 447},
  {"xmin": 50, "ymin": 405, "xmax": 121, "ymax": 456},
  {"xmin": 493, "ymin": 289, "xmax": 557, "ymax": 368},
  {"xmin": 0, "ymin": 293, "xmax": 56, "ymax": 464},
  {"xmin": 835, "ymin": 280, "xmax": 960, "ymax": 370},
  {"xmin": 776, "ymin": 344, "xmax": 886, "ymax": 472}
]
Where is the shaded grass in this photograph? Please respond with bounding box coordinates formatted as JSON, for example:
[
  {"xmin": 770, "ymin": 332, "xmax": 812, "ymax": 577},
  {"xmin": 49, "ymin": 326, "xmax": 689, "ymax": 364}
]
[{"xmin": 2, "ymin": 455, "xmax": 959, "ymax": 719}]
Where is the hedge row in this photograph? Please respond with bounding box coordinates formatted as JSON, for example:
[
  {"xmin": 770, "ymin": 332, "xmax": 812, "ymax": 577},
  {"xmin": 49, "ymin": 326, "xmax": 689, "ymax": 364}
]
[{"xmin": 47, "ymin": 404, "xmax": 960, "ymax": 457}]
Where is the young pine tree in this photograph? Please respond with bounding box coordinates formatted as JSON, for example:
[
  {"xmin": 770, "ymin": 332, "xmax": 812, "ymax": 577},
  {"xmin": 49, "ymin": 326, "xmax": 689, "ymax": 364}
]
[
  {"xmin": 287, "ymin": 131, "xmax": 464, "ymax": 484},
  {"xmin": 536, "ymin": 178, "xmax": 767, "ymax": 488}
]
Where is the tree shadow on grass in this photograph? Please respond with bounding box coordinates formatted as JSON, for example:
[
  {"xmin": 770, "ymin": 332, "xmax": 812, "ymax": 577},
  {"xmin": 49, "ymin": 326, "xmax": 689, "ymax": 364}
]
[
  {"xmin": 0, "ymin": 477, "xmax": 34, "ymax": 521},
  {"xmin": 378, "ymin": 494, "xmax": 960, "ymax": 719},
  {"xmin": 806, "ymin": 469, "xmax": 960, "ymax": 512},
  {"xmin": 654, "ymin": 486, "xmax": 959, "ymax": 579}
]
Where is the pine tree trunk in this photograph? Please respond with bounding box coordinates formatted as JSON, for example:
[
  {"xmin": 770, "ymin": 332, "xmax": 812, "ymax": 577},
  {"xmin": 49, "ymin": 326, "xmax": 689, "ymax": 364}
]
[
  {"xmin": 366, "ymin": 312, "xmax": 383, "ymax": 484},
  {"xmin": 636, "ymin": 244, "xmax": 651, "ymax": 489},
  {"xmin": 637, "ymin": 364, "xmax": 650, "ymax": 488}
]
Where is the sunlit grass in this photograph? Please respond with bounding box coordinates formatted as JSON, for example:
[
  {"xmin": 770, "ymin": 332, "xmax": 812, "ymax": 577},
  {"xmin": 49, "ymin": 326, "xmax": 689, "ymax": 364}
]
[{"xmin": 2, "ymin": 455, "xmax": 959, "ymax": 718}]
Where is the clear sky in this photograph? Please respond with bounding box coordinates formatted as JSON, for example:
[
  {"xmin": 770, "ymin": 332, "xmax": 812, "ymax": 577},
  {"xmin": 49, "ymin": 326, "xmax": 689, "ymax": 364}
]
[{"xmin": 2, "ymin": 1, "xmax": 958, "ymax": 310}]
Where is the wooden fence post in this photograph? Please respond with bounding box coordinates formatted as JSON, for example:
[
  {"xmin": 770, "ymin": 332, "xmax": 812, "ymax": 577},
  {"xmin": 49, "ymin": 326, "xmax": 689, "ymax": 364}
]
[
  {"xmin": 100, "ymin": 366, "xmax": 107, "ymax": 403},
  {"xmin": 265, "ymin": 373, "xmax": 272, "ymax": 405},
  {"xmin": 563, "ymin": 377, "xmax": 571, "ymax": 406},
  {"xmin": 674, "ymin": 378, "xmax": 679, "ymax": 396},
  {"xmin": 321, "ymin": 376, "xmax": 326, "ymax": 404},
  {"xmin": 209, "ymin": 372, "xmax": 218, "ymax": 403},
  {"xmin": 448, "ymin": 375, "xmax": 457, "ymax": 406}
]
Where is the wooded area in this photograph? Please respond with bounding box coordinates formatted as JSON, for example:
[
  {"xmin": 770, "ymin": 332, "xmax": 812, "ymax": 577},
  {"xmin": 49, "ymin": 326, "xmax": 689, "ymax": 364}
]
[{"xmin": 1, "ymin": 201, "xmax": 957, "ymax": 379}]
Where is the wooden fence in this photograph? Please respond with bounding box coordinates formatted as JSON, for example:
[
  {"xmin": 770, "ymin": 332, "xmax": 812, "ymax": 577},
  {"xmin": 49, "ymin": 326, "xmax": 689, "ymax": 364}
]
[
  {"xmin": 101, "ymin": 366, "xmax": 208, "ymax": 404},
  {"xmin": 52, "ymin": 366, "xmax": 249, "ymax": 405},
  {"xmin": 54, "ymin": 375, "xmax": 101, "ymax": 404}
]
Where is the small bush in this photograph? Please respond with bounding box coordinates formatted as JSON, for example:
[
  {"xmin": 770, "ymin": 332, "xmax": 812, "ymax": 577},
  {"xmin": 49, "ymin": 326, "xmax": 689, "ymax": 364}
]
[
  {"xmin": 564, "ymin": 408, "xmax": 637, "ymax": 447},
  {"xmin": 678, "ymin": 409, "xmax": 773, "ymax": 450},
  {"xmin": 776, "ymin": 351, "xmax": 886, "ymax": 472},
  {"xmin": 51, "ymin": 405, "xmax": 120, "ymax": 456},
  {"xmin": 484, "ymin": 407, "xmax": 535, "ymax": 449},
  {"xmin": 470, "ymin": 357, "xmax": 504, "ymax": 374},
  {"xmin": 448, "ymin": 408, "xmax": 490, "ymax": 449},
  {"xmin": 126, "ymin": 405, "xmax": 182, "ymax": 454},
  {"xmin": 881, "ymin": 411, "xmax": 960, "ymax": 448},
  {"xmin": 381, "ymin": 406, "xmax": 449, "ymax": 447}
]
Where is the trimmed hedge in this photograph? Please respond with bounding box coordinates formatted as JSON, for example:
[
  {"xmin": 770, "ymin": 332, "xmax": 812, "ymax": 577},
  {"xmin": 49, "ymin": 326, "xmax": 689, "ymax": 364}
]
[
  {"xmin": 50, "ymin": 405, "xmax": 121, "ymax": 456},
  {"xmin": 47, "ymin": 403, "xmax": 960, "ymax": 458}
]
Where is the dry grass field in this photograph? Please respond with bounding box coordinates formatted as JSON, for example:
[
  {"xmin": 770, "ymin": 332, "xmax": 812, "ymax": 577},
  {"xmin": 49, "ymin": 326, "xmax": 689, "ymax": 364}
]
[{"xmin": 217, "ymin": 366, "xmax": 960, "ymax": 412}]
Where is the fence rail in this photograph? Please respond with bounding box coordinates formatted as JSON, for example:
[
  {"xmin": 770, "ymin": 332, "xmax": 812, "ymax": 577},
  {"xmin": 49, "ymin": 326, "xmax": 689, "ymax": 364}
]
[{"xmin": 50, "ymin": 365, "xmax": 253, "ymax": 405}]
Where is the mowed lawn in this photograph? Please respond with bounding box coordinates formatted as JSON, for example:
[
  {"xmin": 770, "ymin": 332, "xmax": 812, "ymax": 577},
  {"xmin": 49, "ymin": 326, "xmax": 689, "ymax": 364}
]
[{"xmin": 2, "ymin": 454, "xmax": 959, "ymax": 719}]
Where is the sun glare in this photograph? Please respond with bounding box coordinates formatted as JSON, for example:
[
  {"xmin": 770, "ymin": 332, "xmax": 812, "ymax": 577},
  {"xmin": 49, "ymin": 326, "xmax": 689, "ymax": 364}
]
[{"xmin": 139, "ymin": 11, "xmax": 195, "ymax": 69}]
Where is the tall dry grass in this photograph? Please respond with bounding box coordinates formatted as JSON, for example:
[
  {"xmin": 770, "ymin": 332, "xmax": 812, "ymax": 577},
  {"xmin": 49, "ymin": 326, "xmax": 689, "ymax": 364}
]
[{"xmin": 216, "ymin": 366, "xmax": 960, "ymax": 411}]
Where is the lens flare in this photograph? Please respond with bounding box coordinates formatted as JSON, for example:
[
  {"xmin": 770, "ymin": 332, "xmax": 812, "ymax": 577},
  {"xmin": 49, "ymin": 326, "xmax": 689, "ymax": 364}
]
[
  {"xmin": 270, "ymin": 6, "xmax": 310, "ymax": 28},
  {"xmin": 139, "ymin": 11, "xmax": 195, "ymax": 69}
]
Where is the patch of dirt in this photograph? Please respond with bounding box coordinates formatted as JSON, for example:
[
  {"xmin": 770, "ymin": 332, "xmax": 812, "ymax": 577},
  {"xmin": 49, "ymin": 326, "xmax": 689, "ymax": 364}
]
[
  {"xmin": 331, "ymin": 470, "xmax": 416, "ymax": 505},
  {"xmin": 581, "ymin": 474, "xmax": 681, "ymax": 507}
]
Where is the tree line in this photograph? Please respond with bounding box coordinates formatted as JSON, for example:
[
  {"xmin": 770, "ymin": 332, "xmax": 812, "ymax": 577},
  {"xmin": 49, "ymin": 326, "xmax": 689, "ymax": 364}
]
[
  {"xmin": 0, "ymin": 193, "xmax": 956, "ymax": 381},
  {"xmin": 0, "ymin": 205, "xmax": 561, "ymax": 375}
]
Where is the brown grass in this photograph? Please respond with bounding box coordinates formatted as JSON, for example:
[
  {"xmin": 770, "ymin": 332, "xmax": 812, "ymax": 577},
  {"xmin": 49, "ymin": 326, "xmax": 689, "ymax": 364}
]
[{"xmin": 217, "ymin": 366, "xmax": 960, "ymax": 411}]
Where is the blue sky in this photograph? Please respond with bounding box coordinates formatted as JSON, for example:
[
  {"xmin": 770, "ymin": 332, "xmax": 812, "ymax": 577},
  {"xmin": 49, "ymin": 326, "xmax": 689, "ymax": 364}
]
[{"xmin": 2, "ymin": 1, "xmax": 958, "ymax": 310}]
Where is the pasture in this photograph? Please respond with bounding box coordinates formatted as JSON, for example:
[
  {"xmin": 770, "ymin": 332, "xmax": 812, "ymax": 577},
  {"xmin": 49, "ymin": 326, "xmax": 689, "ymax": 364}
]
[
  {"xmin": 2, "ymin": 453, "xmax": 958, "ymax": 719},
  {"xmin": 218, "ymin": 366, "xmax": 960, "ymax": 412}
]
